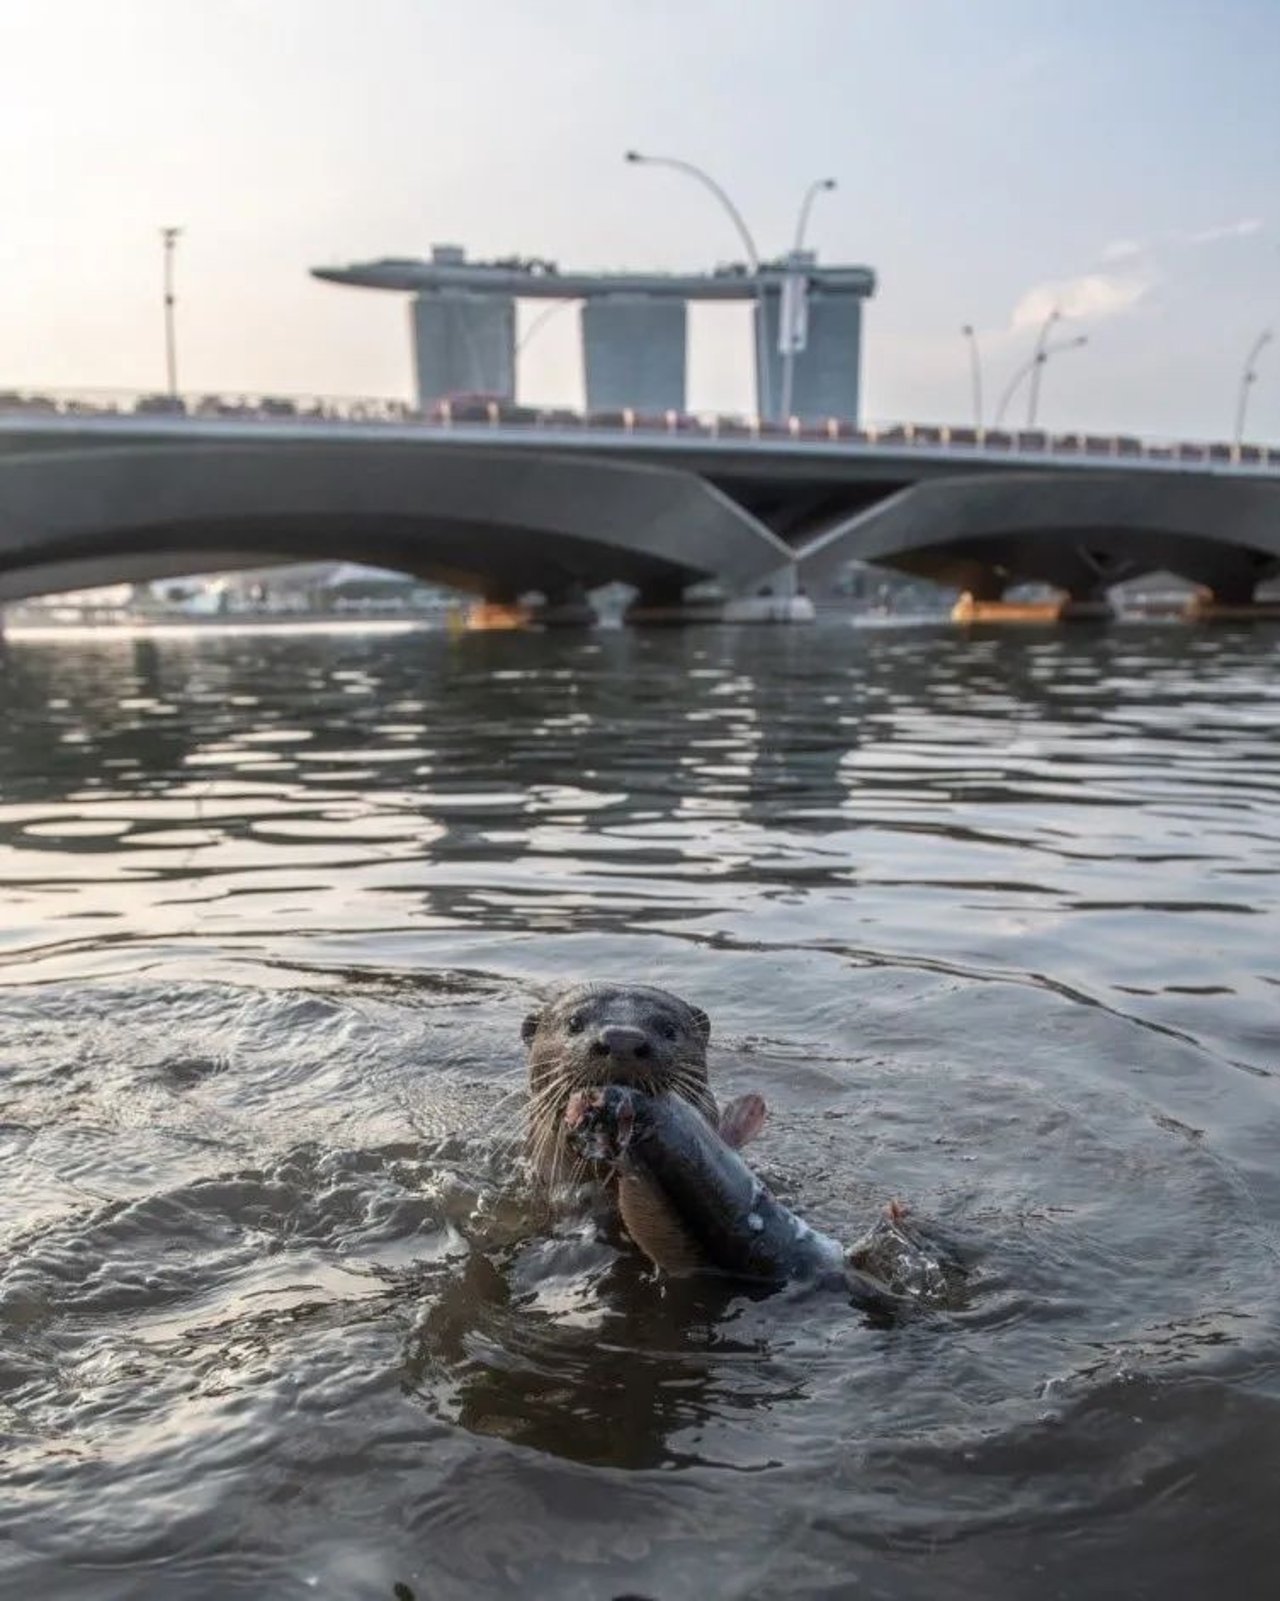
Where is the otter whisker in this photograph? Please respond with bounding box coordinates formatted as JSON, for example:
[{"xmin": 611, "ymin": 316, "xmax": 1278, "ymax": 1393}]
[
  {"xmin": 665, "ymin": 1068, "xmax": 713, "ymax": 1104},
  {"xmin": 528, "ymin": 1075, "xmax": 572, "ymax": 1114},
  {"xmin": 484, "ymin": 1088, "xmax": 537, "ymax": 1125},
  {"xmin": 520, "ymin": 980, "xmax": 716, "ymax": 1190},
  {"xmin": 492, "ymin": 1101, "xmax": 564, "ymax": 1169},
  {"xmin": 523, "ymin": 1085, "xmax": 567, "ymax": 1120},
  {"xmin": 484, "ymin": 1065, "xmax": 532, "ymax": 1086},
  {"xmin": 489, "ymin": 1111, "xmax": 542, "ymax": 1161},
  {"xmin": 496, "ymin": 1078, "xmax": 565, "ymax": 1125}
]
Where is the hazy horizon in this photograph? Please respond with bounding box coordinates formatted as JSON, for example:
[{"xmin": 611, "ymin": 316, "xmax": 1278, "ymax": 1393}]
[{"xmin": 1, "ymin": 0, "xmax": 1276, "ymax": 440}]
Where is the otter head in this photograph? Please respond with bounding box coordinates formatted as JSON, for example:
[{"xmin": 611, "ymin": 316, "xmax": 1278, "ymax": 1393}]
[{"xmin": 521, "ymin": 981, "xmax": 713, "ymax": 1182}]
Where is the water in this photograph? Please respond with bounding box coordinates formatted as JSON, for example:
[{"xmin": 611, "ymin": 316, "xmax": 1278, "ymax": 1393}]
[{"xmin": 2, "ymin": 620, "xmax": 1278, "ymax": 1600}]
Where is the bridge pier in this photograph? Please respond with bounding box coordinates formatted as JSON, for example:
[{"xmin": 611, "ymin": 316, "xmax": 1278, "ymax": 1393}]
[
  {"xmin": 625, "ymin": 584, "xmax": 723, "ymax": 626},
  {"xmin": 720, "ymin": 592, "xmax": 816, "ymax": 622},
  {"xmin": 1183, "ymin": 583, "xmax": 1280, "ymax": 621},
  {"xmin": 530, "ymin": 585, "xmax": 598, "ymax": 628},
  {"xmin": 626, "ymin": 570, "xmax": 814, "ymax": 625},
  {"xmin": 721, "ymin": 563, "xmax": 815, "ymax": 623},
  {"xmin": 1056, "ymin": 597, "xmax": 1115, "ymax": 622}
]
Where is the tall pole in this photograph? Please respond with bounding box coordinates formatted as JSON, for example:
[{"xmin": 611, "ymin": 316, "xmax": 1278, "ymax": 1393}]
[
  {"xmin": 961, "ymin": 324, "xmax": 983, "ymax": 430},
  {"xmin": 624, "ymin": 151, "xmax": 772, "ymax": 422},
  {"xmin": 993, "ymin": 335, "xmax": 1088, "ymax": 428},
  {"xmin": 513, "ymin": 298, "xmax": 576, "ymax": 401},
  {"xmin": 1234, "ymin": 328, "xmax": 1273, "ymax": 450},
  {"xmin": 1025, "ymin": 306, "xmax": 1061, "ymax": 428},
  {"xmin": 780, "ymin": 177, "xmax": 836, "ymax": 423},
  {"xmin": 161, "ymin": 226, "xmax": 182, "ymax": 397}
]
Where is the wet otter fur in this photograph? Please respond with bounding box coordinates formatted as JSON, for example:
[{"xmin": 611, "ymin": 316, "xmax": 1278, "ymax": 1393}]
[{"xmin": 521, "ymin": 981, "xmax": 765, "ymax": 1261}]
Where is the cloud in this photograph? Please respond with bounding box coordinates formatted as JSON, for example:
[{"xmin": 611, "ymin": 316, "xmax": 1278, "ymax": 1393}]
[
  {"xmin": 1095, "ymin": 219, "xmax": 1264, "ymax": 267},
  {"xmin": 1011, "ymin": 271, "xmax": 1152, "ymax": 331},
  {"xmin": 1100, "ymin": 238, "xmax": 1145, "ymax": 263},
  {"xmin": 1179, "ymin": 218, "xmax": 1264, "ymax": 246}
]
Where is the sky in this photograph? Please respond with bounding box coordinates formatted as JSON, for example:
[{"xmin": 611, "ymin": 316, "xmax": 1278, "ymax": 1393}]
[{"xmin": 0, "ymin": 0, "xmax": 1277, "ymax": 441}]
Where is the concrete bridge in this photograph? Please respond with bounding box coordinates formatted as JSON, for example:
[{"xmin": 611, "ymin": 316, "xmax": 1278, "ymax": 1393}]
[{"xmin": 2, "ymin": 394, "xmax": 1279, "ymax": 623}]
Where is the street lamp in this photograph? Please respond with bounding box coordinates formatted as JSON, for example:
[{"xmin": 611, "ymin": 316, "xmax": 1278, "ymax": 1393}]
[
  {"xmin": 780, "ymin": 177, "xmax": 837, "ymax": 423},
  {"xmin": 507, "ymin": 300, "xmax": 578, "ymax": 407},
  {"xmin": 1024, "ymin": 306, "xmax": 1061, "ymax": 428},
  {"xmin": 516, "ymin": 299, "xmax": 575, "ymax": 356},
  {"xmin": 160, "ymin": 226, "xmax": 182, "ymax": 397},
  {"xmin": 961, "ymin": 324, "xmax": 983, "ymax": 430},
  {"xmin": 992, "ymin": 334, "xmax": 1088, "ymax": 429},
  {"xmin": 1234, "ymin": 328, "xmax": 1273, "ymax": 450},
  {"xmin": 624, "ymin": 150, "xmax": 772, "ymax": 422},
  {"xmin": 794, "ymin": 178, "xmax": 836, "ymax": 257}
]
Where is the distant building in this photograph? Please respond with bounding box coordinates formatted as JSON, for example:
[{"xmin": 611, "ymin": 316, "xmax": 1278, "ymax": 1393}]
[
  {"xmin": 410, "ymin": 288, "xmax": 515, "ymax": 409},
  {"xmin": 144, "ymin": 563, "xmax": 459, "ymax": 617},
  {"xmin": 580, "ymin": 296, "xmax": 688, "ymax": 415},
  {"xmin": 312, "ymin": 243, "xmax": 877, "ymax": 422},
  {"xmin": 757, "ymin": 262, "xmax": 868, "ymax": 427}
]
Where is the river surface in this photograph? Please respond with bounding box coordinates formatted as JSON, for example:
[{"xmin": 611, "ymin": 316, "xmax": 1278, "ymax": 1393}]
[{"xmin": 1, "ymin": 620, "xmax": 1278, "ymax": 1601}]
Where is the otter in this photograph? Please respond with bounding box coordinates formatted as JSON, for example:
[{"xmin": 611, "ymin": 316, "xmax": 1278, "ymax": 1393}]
[
  {"xmin": 521, "ymin": 981, "xmax": 764, "ymax": 1191},
  {"xmin": 523, "ymin": 983, "xmax": 969, "ymax": 1309}
]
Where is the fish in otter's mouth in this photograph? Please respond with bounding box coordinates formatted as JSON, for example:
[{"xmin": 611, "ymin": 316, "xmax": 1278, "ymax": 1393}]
[
  {"xmin": 563, "ymin": 1084, "xmax": 847, "ymax": 1286},
  {"xmin": 563, "ymin": 1085, "xmax": 916, "ymax": 1321}
]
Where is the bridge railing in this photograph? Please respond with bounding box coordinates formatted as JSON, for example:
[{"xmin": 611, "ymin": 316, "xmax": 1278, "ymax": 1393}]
[
  {"xmin": 0, "ymin": 387, "xmax": 419, "ymax": 424},
  {"xmin": 1, "ymin": 386, "xmax": 1277, "ymax": 470}
]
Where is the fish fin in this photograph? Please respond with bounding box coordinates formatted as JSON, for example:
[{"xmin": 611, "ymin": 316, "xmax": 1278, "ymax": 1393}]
[
  {"xmin": 718, "ymin": 1092, "xmax": 767, "ymax": 1149},
  {"xmin": 617, "ymin": 1172, "xmax": 708, "ymax": 1277}
]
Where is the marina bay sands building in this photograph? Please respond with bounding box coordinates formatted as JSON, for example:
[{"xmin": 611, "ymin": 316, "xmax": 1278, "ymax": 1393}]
[{"xmin": 311, "ymin": 244, "xmax": 876, "ymax": 422}]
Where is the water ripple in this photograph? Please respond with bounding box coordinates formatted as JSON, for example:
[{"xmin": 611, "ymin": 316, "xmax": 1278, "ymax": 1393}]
[{"xmin": 2, "ymin": 622, "xmax": 1280, "ymax": 1598}]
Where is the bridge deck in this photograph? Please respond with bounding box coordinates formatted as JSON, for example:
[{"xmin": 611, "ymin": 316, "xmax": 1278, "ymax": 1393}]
[{"xmin": 2, "ymin": 398, "xmax": 1278, "ymax": 610}]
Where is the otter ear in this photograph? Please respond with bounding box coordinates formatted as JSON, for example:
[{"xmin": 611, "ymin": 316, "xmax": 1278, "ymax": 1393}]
[
  {"xmin": 521, "ymin": 1009, "xmax": 541, "ymax": 1046},
  {"xmin": 688, "ymin": 1004, "xmax": 710, "ymax": 1044}
]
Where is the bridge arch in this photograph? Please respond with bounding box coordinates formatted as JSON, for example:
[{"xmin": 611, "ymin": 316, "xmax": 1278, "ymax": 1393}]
[
  {"xmin": 795, "ymin": 472, "xmax": 1280, "ymax": 603},
  {"xmin": 0, "ymin": 440, "xmax": 791, "ymax": 604}
]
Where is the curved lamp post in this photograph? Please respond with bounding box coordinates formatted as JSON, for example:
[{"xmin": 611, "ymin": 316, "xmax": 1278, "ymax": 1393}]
[
  {"xmin": 516, "ymin": 298, "xmax": 575, "ymax": 355},
  {"xmin": 961, "ymin": 324, "xmax": 983, "ymax": 430},
  {"xmin": 510, "ymin": 299, "xmax": 578, "ymax": 407},
  {"xmin": 1234, "ymin": 328, "xmax": 1273, "ymax": 450},
  {"xmin": 794, "ymin": 177, "xmax": 836, "ymax": 257},
  {"xmin": 1024, "ymin": 307, "xmax": 1061, "ymax": 428},
  {"xmin": 780, "ymin": 177, "xmax": 837, "ymax": 423},
  {"xmin": 624, "ymin": 150, "xmax": 772, "ymax": 422},
  {"xmin": 993, "ymin": 333, "xmax": 1088, "ymax": 429}
]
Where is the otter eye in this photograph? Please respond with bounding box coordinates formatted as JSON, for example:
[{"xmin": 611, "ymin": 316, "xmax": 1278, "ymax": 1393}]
[
  {"xmin": 567, "ymin": 1012, "xmax": 586, "ymax": 1035},
  {"xmin": 658, "ymin": 1019, "xmax": 677, "ymax": 1041}
]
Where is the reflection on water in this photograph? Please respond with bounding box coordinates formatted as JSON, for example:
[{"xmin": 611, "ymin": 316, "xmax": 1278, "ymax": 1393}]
[{"xmin": 2, "ymin": 622, "xmax": 1279, "ymax": 1599}]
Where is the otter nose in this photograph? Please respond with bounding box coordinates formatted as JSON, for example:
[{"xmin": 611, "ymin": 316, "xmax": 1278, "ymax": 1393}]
[{"xmin": 590, "ymin": 1025, "xmax": 651, "ymax": 1062}]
